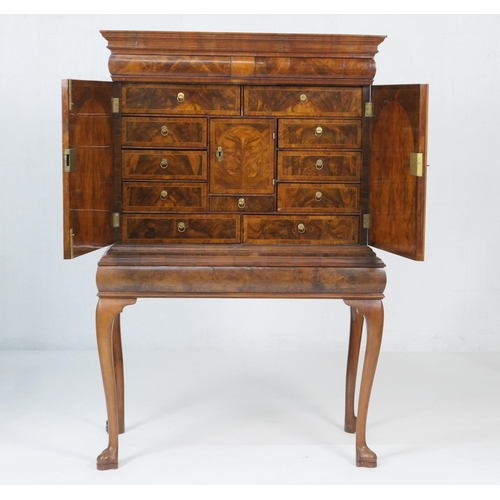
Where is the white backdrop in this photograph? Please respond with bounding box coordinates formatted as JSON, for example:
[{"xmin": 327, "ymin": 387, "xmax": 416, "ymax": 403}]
[{"xmin": 0, "ymin": 14, "xmax": 499, "ymax": 352}]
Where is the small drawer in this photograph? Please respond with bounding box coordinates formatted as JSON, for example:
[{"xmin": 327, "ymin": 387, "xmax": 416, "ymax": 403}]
[
  {"xmin": 277, "ymin": 151, "xmax": 362, "ymax": 181},
  {"xmin": 123, "ymin": 215, "xmax": 240, "ymax": 243},
  {"xmin": 122, "ymin": 182, "xmax": 207, "ymax": 212},
  {"xmin": 244, "ymin": 86, "xmax": 362, "ymax": 117},
  {"xmin": 122, "ymin": 151, "xmax": 207, "ymax": 180},
  {"xmin": 209, "ymin": 196, "xmax": 275, "ymax": 213},
  {"xmin": 278, "ymin": 119, "xmax": 361, "ymax": 149},
  {"xmin": 277, "ymin": 183, "xmax": 360, "ymax": 213},
  {"xmin": 243, "ymin": 215, "xmax": 359, "ymax": 244},
  {"xmin": 122, "ymin": 84, "xmax": 241, "ymax": 116},
  {"xmin": 122, "ymin": 117, "xmax": 207, "ymax": 148}
]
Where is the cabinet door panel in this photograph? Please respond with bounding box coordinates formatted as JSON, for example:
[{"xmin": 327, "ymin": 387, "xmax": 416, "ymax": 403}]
[
  {"xmin": 210, "ymin": 119, "xmax": 275, "ymax": 194},
  {"xmin": 62, "ymin": 79, "xmax": 114, "ymax": 259},
  {"xmin": 369, "ymin": 84, "xmax": 428, "ymax": 260}
]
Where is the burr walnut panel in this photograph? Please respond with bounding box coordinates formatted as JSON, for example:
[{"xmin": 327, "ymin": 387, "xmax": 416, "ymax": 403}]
[
  {"xmin": 209, "ymin": 195, "xmax": 275, "ymax": 213},
  {"xmin": 123, "ymin": 215, "xmax": 240, "ymax": 243},
  {"xmin": 122, "ymin": 84, "xmax": 240, "ymax": 115},
  {"xmin": 122, "ymin": 117, "xmax": 207, "ymax": 148},
  {"xmin": 244, "ymin": 86, "xmax": 362, "ymax": 117},
  {"xmin": 122, "ymin": 182, "xmax": 207, "ymax": 212},
  {"xmin": 278, "ymin": 119, "xmax": 362, "ymax": 149},
  {"xmin": 243, "ymin": 215, "xmax": 359, "ymax": 244},
  {"xmin": 122, "ymin": 151, "xmax": 207, "ymax": 180},
  {"xmin": 277, "ymin": 151, "xmax": 362, "ymax": 181},
  {"xmin": 277, "ymin": 184, "xmax": 360, "ymax": 213},
  {"xmin": 210, "ymin": 119, "xmax": 275, "ymax": 195}
]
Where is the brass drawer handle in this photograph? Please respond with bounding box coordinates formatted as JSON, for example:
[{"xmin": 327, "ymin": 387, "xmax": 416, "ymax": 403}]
[
  {"xmin": 160, "ymin": 125, "xmax": 169, "ymax": 137},
  {"xmin": 238, "ymin": 198, "xmax": 246, "ymax": 209},
  {"xmin": 297, "ymin": 223, "xmax": 306, "ymax": 234},
  {"xmin": 177, "ymin": 92, "xmax": 185, "ymax": 103},
  {"xmin": 160, "ymin": 158, "xmax": 169, "ymax": 169},
  {"xmin": 177, "ymin": 221, "xmax": 186, "ymax": 233},
  {"xmin": 160, "ymin": 190, "xmax": 168, "ymax": 201},
  {"xmin": 299, "ymin": 93, "xmax": 308, "ymax": 104},
  {"xmin": 315, "ymin": 159, "xmax": 323, "ymax": 170},
  {"xmin": 315, "ymin": 191, "xmax": 323, "ymax": 202},
  {"xmin": 315, "ymin": 126, "xmax": 323, "ymax": 137}
]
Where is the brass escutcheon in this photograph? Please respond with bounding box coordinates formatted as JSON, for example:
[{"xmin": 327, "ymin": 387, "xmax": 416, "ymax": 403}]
[
  {"xmin": 160, "ymin": 158, "xmax": 168, "ymax": 169},
  {"xmin": 160, "ymin": 190, "xmax": 168, "ymax": 200},
  {"xmin": 216, "ymin": 146, "xmax": 224, "ymax": 162},
  {"xmin": 177, "ymin": 222, "xmax": 186, "ymax": 233},
  {"xmin": 315, "ymin": 159, "xmax": 323, "ymax": 170},
  {"xmin": 297, "ymin": 223, "xmax": 306, "ymax": 234},
  {"xmin": 160, "ymin": 125, "xmax": 169, "ymax": 137},
  {"xmin": 177, "ymin": 92, "xmax": 185, "ymax": 103},
  {"xmin": 300, "ymin": 93, "xmax": 308, "ymax": 104},
  {"xmin": 238, "ymin": 198, "xmax": 246, "ymax": 209},
  {"xmin": 315, "ymin": 126, "xmax": 323, "ymax": 137},
  {"xmin": 315, "ymin": 191, "xmax": 323, "ymax": 202}
]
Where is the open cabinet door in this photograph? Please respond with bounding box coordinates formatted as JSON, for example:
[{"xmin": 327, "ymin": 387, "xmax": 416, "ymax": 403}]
[
  {"xmin": 369, "ymin": 84, "xmax": 429, "ymax": 261},
  {"xmin": 62, "ymin": 80, "xmax": 115, "ymax": 259}
]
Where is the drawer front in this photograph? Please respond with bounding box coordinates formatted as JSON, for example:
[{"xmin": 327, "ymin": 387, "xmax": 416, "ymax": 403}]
[
  {"xmin": 277, "ymin": 184, "xmax": 360, "ymax": 213},
  {"xmin": 122, "ymin": 182, "xmax": 207, "ymax": 212},
  {"xmin": 244, "ymin": 86, "xmax": 362, "ymax": 117},
  {"xmin": 243, "ymin": 215, "xmax": 359, "ymax": 244},
  {"xmin": 278, "ymin": 119, "xmax": 361, "ymax": 149},
  {"xmin": 122, "ymin": 117, "xmax": 207, "ymax": 148},
  {"xmin": 122, "ymin": 84, "xmax": 241, "ymax": 115},
  {"xmin": 122, "ymin": 151, "xmax": 207, "ymax": 180},
  {"xmin": 123, "ymin": 215, "xmax": 241, "ymax": 243},
  {"xmin": 209, "ymin": 195, "xmax": 275, "ymax": 213},
  {"xmin": 277, "ymin": 151, "xmax": 362, "ymax": 181}
]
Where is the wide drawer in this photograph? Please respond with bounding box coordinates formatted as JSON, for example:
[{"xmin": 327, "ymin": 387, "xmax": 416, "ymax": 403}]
[
  {"xmin": 209, "ymin": 195, "xmax": 275, "ymax": 213},
  {"xmin": 122, "ymin": 151, "xmax": 207, "ymax": 180},
  {"xmin": 277, "ymin": 151, "xmax": 362, "ymax": 181},
  {"xmin": 244, "ymin": 86, "xmax": 362, "ymax": 117},
  {"xmin": 122, "ymin": 84, "xmax": 241, "ymax": 115},
  {"xmin": 122, "ymin": 182, "xmax": 207, "ymax": 212},
  {"xmin": 122, "ymin": 117, "xmax": 207, "ymax": 148},
  {"xmin": 123, "ymin": 215, "xmax": 240, "ymax": 243},
  {"xmin": 243, "ymin": 215, "xmax": 359, "ymax": 244},
  {"xmin": 278, "ymin": 119, "xmax": 361, "ymax": 149},
  {"xmin": 277, "ymin": 183, "xmax": 360, "ymax": 213}
]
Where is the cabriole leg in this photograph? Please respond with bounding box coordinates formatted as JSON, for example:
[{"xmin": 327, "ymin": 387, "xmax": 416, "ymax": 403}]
[
  {"xmin": 344, "ymin": 305, "xmax": 363, "ymax": 433},
  {"xmin": 95, "ymin": 297, "xmax": 136, "ymax": 471},
  {"xmin": 343, "ymin": 299, "xmax": 384, "ymax": 468}
]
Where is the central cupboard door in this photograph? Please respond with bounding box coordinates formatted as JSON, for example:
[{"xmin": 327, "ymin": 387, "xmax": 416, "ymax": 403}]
[{"xmin": 209, "ymin": 119, "xmax": 275, "ymax": 195}]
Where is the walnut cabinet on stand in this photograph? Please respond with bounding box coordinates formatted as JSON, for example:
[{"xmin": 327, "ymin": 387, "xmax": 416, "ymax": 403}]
[{"xmin": 62, "ymin": 31, "xmax": 428, "ymax": 470}]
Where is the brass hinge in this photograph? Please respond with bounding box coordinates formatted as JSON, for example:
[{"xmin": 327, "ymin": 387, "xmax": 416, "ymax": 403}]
[
  {"xmin": 410, "ymin": 152, "xmax": 424, "ymax": 177},
  {"xmin": 363, "ymin": 214, "xmax": 371, "ymax": 229},
  {"xmin": 364, "ymin": 102, "xmax": 373, "ymax": 117},
  {"xmin": 112, "ymin": 98, "xmax": 120, "ymax": 113},
  {"xmin": 112, "ymin": 212, "xmax": 120, "ymax": 228},
  {"xmin": 64, "ymin": 148, "xmax": 77, "ymax": 173},
  {"xmin": 69, "ymin": 228, "xmax": 75, "ymax": 259}
]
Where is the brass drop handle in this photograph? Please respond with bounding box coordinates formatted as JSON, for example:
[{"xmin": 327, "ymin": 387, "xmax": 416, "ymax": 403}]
[
  {"xmin": 177, "ymin": 222, "xmax": 186, "ymax": 233},
  {"xmin": 297, "ymin": 223, "xmax": 306, "ymax": 234},
  {"xmin": 177, "ymin": 92, "xmax": 185, "ymax": 103},
  {"xmin": 315, "ymin": 159, "xmax": 324, "ymax": 170},
  {"xmin": 160, "ymin": 158, "xmax": 169, "ymax": 169},
  {"xmin": 315, "ymin": 126, "xmax": 323, "ymax": 137},
  {"xmin": 160, "ymin": 190, "xmax": 168, "ymax": 201},
  {"xmin": 160, "ymin": 125, "xmax": 169, "ymax": 137},
  {"xmin": 299, "ymin": 93, "xmax": 308, "ymax": 104},
  {"xmin": 315, "ymin": 191, "xmax": 323, "ymax": 202},
  {"xmin": 238, "ymin": 198, "xmax": 246, "ymax": 209},
  {"xmin": 216, "ymin": 146, "xmax": 224, "ymax": 162}
]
